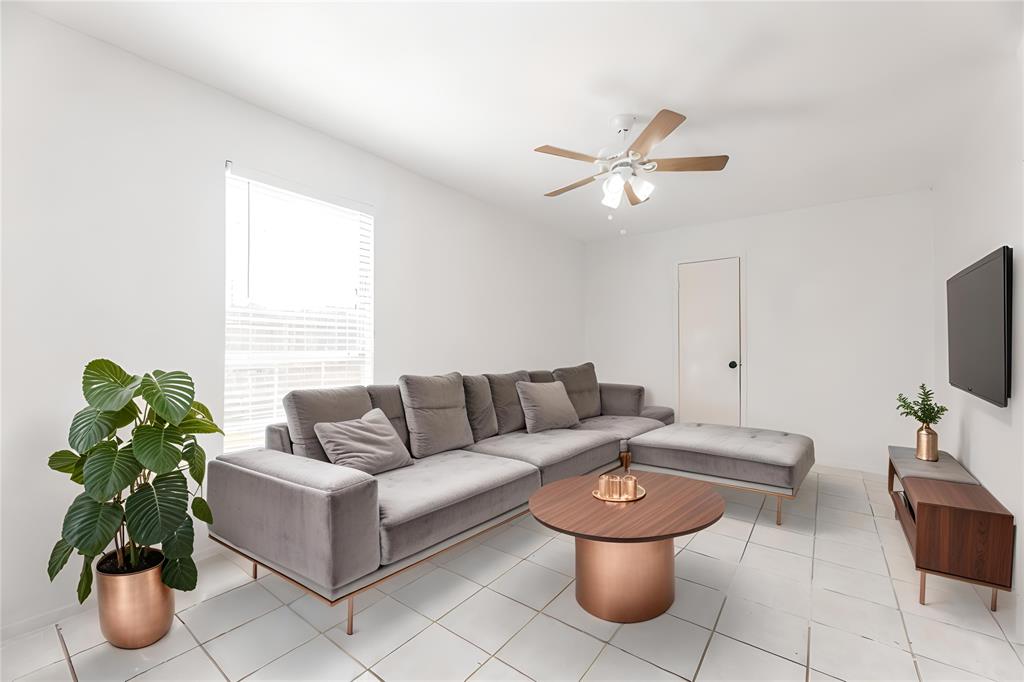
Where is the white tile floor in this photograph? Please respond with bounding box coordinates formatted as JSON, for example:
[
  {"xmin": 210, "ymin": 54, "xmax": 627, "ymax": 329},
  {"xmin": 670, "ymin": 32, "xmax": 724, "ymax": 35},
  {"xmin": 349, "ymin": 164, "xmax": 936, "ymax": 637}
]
[{"xmin": 4, "ymin": 466, "xmax": 1023, "ymax": 681}]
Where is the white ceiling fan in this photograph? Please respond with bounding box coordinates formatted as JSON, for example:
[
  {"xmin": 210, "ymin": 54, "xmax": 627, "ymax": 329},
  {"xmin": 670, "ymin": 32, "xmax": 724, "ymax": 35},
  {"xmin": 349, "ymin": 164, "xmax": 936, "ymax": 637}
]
[{"xmin": 535, "ymin": 109, "xmax": 729, "ymax": 209}]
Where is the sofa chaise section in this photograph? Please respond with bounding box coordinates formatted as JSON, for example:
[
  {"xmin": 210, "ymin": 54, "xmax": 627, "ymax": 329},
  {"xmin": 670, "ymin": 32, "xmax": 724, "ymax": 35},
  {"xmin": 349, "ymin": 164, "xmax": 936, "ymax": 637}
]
[{"xmin": 627, "ymin": 422, "xmax": 815, "ymax": 524}]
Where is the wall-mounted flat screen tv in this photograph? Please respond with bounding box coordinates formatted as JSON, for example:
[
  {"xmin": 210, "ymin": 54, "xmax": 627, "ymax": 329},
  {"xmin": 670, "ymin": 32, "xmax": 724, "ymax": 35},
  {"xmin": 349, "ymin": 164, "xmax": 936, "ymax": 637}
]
[{"xmin": 947, "ymin": 246, "xmax": 1012, "ymax": 407}]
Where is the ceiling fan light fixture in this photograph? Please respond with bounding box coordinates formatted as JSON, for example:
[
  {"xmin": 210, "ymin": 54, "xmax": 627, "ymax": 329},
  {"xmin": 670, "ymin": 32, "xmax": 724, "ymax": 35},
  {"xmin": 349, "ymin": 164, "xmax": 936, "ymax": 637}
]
[
  {"xmin": 629, "ymin": 175, "xmax": 655, "ymax": 202},
  {"xmin": 601, "ymin": 174, "xmax": 625, "ymax": 209}
]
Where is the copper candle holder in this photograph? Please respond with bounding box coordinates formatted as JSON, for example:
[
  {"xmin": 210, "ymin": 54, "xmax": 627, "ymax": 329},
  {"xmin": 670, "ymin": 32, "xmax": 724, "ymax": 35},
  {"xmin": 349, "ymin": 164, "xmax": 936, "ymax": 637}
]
[{"xmin": 593, "ymin": 473, "xmax": 646, "ymax": 502}]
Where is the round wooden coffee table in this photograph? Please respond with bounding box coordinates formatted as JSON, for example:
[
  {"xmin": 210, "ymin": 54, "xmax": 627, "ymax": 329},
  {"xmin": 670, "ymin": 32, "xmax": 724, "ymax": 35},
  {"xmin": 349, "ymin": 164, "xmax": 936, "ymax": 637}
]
[{"xmin": 529, "ymin": 470, "xmax": 724, "ymax": 623}]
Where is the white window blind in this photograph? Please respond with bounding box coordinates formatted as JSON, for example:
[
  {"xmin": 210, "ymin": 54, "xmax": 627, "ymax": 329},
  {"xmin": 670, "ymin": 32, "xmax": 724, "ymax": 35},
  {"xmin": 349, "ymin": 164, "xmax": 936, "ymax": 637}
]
[{"xmin": 224, "ymin": 170, "xmax": 373, "ymax": 452}]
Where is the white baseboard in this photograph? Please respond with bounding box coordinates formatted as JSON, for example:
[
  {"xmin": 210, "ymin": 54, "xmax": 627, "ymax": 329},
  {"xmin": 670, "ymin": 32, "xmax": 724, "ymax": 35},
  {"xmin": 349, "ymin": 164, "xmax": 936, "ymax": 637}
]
[{"xmin": 1, "ymin": 545, "xmax": 233, "ymax": 643}]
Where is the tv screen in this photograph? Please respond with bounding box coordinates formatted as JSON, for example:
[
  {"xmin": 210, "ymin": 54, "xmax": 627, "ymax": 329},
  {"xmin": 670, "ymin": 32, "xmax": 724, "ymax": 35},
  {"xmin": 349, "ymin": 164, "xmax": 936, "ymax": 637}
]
[{"xmin": 946, "ymin": 246, "xmax": 1012, "ymax": 407}]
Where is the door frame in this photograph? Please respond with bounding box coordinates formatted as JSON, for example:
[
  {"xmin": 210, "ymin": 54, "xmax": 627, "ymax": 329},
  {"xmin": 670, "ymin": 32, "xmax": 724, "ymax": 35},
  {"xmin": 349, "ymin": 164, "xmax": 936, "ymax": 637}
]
[{"xmin": 675, "ymin": 255, "xmax": 748, "ymax": 425}]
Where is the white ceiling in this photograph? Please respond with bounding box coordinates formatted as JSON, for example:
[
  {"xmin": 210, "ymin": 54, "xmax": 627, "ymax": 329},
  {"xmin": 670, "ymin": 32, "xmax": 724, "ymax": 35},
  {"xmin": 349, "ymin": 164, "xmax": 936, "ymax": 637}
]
[{"xmin": 27, "ymin": 1, "xmax": 1022, "ymax": 240}]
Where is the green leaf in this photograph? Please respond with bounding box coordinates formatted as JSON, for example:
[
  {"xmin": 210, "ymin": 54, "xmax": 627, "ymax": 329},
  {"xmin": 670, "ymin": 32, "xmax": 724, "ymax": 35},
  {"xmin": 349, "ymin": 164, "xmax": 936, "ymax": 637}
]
[
  {"xmin": 161, "ymin": 516, "xmax": 194, "ymax": 559},
  {"xmin": 83, "ymin": 442, "xmax": 143, "ymax": 502},
  {"xmin": 68, "ymin": 406, "xmax": 115, "ymax": 453},
  {"xmin": 191, "ymin": 496, "xmax": 213, "ymax": 524},
  {"xmin": 109, "ymin": 401, "xmax": 140, "ymax": 429},
  {"xmin": 47, "ymin": 538, "xmax": 74, "ymax": 581},
  {"xmin": 82, "ymin": 359, "xmax": 142, "ymax": 412},
  {"xmin": 77, "ymin": 555, "xmax": 95, "ymax": 603},
  {"xmin": 161, "ymin": 556, "xmax": 197, "ymax": 591},
  {"xmin": 181, "ymin": 441, "xmax": 206, "ymax": 485},
  {"xmin": 132, "ymin": 425, "xmax": 184, "ymax": 474},
  {"xmin": 190, "ymin": 400, "xmax": 214, "ymax": 422},
  {"xmin": 71, "ymin": 454, "xmax": 88, "ymax": 485},
  {"xmin": 61, "ymin": 493, "xmax": 123, "ymax": 556},
  {"xmin": 177, "ymin": 416, "xmax": 223, "ymax": 435},
  {"xmin": 124, "ymin": 471, "xmax": 188, "ymax": 545},
  {"xmin": 48, "ymin": 450, "xmax": 80, "ymax": 475},
  {"xmin": 140, "ymin": 371, "xmax": 195, "ymax": 425}
]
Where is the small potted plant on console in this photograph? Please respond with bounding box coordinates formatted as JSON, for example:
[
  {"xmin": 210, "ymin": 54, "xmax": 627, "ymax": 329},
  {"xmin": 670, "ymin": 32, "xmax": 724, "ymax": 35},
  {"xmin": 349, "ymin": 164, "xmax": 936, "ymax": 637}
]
[
  {"xmin": 896, "ymin": 383, "xmax": 948, "ymax": 462},
  {"xmin": 46, "ymin": 359, "xmax": 219, "ymax": 648}
]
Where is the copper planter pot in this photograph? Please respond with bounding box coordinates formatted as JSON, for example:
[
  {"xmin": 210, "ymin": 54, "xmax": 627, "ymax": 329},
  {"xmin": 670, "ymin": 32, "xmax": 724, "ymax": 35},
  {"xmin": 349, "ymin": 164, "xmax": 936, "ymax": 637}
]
[
  {"xmin": 96, "ymin": 551, "xmax": 174, "ymax": 649},
  {"xmin": 916, "ymin": 423, "xmax": 939, "ymax": 462}
]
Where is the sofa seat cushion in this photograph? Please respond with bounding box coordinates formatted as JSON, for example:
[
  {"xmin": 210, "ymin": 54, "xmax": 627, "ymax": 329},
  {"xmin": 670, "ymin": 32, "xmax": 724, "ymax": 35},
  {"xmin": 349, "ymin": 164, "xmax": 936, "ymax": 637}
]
[
  {"xmin": 628, "ymin": 422, "xmax": 815, "ymax": 491},
  {"xmin": 375, "ymin": 450, "xmax": 540, "ymax": 564},
  {"xmin": 576, "ymin": 415, "xmax": 665, "ymax": 440},
  {"xmin": 467, "ymin": 429, "xmax": 619, "ymax": 484}
]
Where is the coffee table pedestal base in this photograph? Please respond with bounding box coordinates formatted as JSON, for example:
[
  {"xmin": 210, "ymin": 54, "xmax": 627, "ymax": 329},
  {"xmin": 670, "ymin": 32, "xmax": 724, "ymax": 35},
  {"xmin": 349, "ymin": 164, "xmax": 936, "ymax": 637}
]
[{"xmin": 575, "ymin": 537, "xmax": 674, "ymax": 623}]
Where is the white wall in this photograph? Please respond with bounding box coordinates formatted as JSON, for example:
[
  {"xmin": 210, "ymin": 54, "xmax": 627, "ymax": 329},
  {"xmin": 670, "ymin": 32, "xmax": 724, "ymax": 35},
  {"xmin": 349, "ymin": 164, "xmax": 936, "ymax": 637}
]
[
  {"xmin": 930, "ymin": 55, "xmax": 1023, "ymax": 590},
  {"xmin": 1, "ymin": 6, "xmax": 584, "ymax": 637},
  {"xmin": 585, "ymin": 191, "xmax": 936, "ymax": 474}
]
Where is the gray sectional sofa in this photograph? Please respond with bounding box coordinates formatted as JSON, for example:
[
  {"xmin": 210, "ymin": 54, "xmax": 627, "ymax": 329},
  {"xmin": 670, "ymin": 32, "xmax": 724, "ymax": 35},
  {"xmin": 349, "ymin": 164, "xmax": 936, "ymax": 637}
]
[
  {"xmin": 207, "ymin": 362, "xmax": 814, "ymax": 620},
  {"xmin": 208, "ymin": 364, "xmax": 672, "ymax": 606}
]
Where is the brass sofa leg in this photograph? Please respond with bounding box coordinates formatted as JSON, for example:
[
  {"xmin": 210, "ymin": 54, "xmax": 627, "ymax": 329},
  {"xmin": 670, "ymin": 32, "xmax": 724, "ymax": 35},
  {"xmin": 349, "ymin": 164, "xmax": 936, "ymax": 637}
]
[
  {"xmin": 775, "ymin": 496, "xmax": 782, "ymax": 526},
  {"xmin": 251, "ymin": 561, "xmax": 258, "ymax": 580},
  {"xmin": 346, "ymin": 597, "xmax": 355, "ymax": 635},
  {"xmin": 620, "ymin": 450, "xmax": 632, "ymax": 473}
]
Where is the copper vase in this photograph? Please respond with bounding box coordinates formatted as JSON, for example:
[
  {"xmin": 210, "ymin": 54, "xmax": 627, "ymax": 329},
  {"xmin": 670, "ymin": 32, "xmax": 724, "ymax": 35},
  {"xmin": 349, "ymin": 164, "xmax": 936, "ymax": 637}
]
[
  {"xmin": 916, "ymin": 423, "xmax": 938, "ymax": 462},
  {"xmin": 95, "ymin": 552, "xmax": 174, "ymax": 649}
]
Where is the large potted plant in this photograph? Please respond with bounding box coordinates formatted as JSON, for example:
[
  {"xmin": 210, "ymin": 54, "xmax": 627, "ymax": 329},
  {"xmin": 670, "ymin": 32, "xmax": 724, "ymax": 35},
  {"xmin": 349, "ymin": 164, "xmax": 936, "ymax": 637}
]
[
  {"xmin": 896, "ymin": 383, "xmax": 948, "ymax": 462},
  {"xmin": 47, "ymin": 359, "xmax": 219, "ymax": 649}
]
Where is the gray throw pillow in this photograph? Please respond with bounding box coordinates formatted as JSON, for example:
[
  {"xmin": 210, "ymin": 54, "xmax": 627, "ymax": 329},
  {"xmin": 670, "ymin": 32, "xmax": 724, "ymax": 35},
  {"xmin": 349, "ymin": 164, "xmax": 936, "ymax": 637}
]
[
  {"xmin": 314, "ymin": 408, "xmax": 413, "ymax": 475},
  {"xmin": 516, "ymin": 381, "xmax": 580, "ymax": 433},
  {"xmin": 463, "ymin": 375, "xmax": 499, "ymax": 441},
  {"xmin": 484, "ymin": 370, "xmax": 530, "ymax": 434},
  {"xmin": 399, "ymin": 372, "xmax": 475, "ymax": 457},
  {"xmin": 283, "ymin": 386, "xmax": 374, "ymax": 461},
  {"xmin": 552, "ymin": 362, "xmax": 601, "ymax": 419}
]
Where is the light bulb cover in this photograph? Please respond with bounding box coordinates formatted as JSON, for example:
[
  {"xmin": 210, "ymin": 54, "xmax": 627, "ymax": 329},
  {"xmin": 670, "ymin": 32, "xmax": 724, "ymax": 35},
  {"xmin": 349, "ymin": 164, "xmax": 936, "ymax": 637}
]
[
  {"xmin": 629, "ymin": 175, "xmax": 656, "ymax": 201},
  {"xmin": 601, "ymin": 174, "xmax": 625, "ymax": 209}
]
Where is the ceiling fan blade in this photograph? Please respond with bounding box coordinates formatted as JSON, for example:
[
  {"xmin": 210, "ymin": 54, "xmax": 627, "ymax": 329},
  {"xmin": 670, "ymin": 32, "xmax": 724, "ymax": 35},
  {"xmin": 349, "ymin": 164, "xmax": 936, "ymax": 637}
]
[
  {"xmin": 649, "ymin": 155, "xmax": 730, "ymax": 172},
  {"xmin": 544, "ymin": 174, "xmax": 603, "ymax": 197},
  {"xmin": 623, "ymin": 181, "xmax": 646, "ymax": 206},
  {"xmin": 534, "ymin": 145, "xmax": 600, "ymax": 164},
  {"xmin": 629, "ymin": 109, "xmax": 686, "ymax": 157}
]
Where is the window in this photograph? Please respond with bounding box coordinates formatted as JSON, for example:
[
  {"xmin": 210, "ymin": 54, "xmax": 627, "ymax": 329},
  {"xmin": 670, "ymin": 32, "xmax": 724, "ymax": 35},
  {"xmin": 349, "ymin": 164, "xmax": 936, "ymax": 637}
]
[{"xmin": 224, "ymin": 169, "xmax": 373, "ymax": 452}]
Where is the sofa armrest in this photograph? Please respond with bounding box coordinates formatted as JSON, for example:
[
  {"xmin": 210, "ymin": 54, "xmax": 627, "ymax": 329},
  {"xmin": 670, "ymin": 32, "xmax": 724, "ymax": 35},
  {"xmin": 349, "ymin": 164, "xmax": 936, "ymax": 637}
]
[
  {"xmin": 600, "ymin": 383, "xmax": 645, "ymax": 416},
  {"xmin": 208, "ymin": 448, "xmax": 380, "ymax": 595},
  {"xmin": 640, "ymin": 405, "xmax": 675, "ymax": 425},
  {"xmin": 265, "ymin": 422, "xmax": 293, "ymax": 454}
]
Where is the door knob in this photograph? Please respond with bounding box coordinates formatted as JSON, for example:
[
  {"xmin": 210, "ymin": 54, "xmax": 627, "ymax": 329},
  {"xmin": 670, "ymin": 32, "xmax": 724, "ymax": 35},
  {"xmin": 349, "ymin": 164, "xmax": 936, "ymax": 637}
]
[{"xmin": 728, "ymin": 361, "xmax": 738, "ymax": 369}]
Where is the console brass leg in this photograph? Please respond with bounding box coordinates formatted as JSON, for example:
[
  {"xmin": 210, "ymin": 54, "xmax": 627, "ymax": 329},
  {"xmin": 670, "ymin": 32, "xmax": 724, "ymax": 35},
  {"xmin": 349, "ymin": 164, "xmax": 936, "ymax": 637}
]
[
  {"xmin": 346, "ymin": 597, "xmax": 354, "ymax": 635},
  {"xmin": 991, "ymin": 588, "xmax": 998, "ymax": 612},
  {"xmin": 919, "ymin": 572, "xmax": 926, "ymax": 605},
  {"xmin": 776, "ymin": 497, "xmax": 782, "ymax": 526},
  {"xmin": 619, "ymin": 451, "xmax": 632, "ymax": 473}
]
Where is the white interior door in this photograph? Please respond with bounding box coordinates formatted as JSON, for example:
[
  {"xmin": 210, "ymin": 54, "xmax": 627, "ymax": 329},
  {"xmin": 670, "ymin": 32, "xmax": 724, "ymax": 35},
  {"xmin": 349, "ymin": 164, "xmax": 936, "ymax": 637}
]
[{"xmin": 677, "ymin": 257, "xmax": 741, "ymax": 425}]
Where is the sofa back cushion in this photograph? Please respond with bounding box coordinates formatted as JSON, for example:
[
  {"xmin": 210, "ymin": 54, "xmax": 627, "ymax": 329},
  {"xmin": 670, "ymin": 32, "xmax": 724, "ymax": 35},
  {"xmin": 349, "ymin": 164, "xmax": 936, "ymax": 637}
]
[
  {"xmin": 314, "ymin": 408, "xmax": 414, "ymax": 475},
  {"xmin": 399, "ymin": 372, "xmax": 475, "ymax": 457},
  {"xmin": 367, "ymin": 384, "xmax": 409, "ymax": 446},
  {"xmin": 528, "ymin": 370, "xmax": 555, "ymax": 383},
  {"xmin": 283, "ymin": 386, "xmax": 374, "ymax": 461},
  {"xmin": 485, "ymin": 370, "xmax": 531, "ymax": 434},
  {"xmin": 552, "ymin": 362, "xmax": 601, "ymax": 419},
  {"xmin": 516, "ymin": 381, "xmax": 580, "ymax": 433},
  {"xmin": 463, "ymin": 375, "xmax": 499, "ymax": 441}
]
